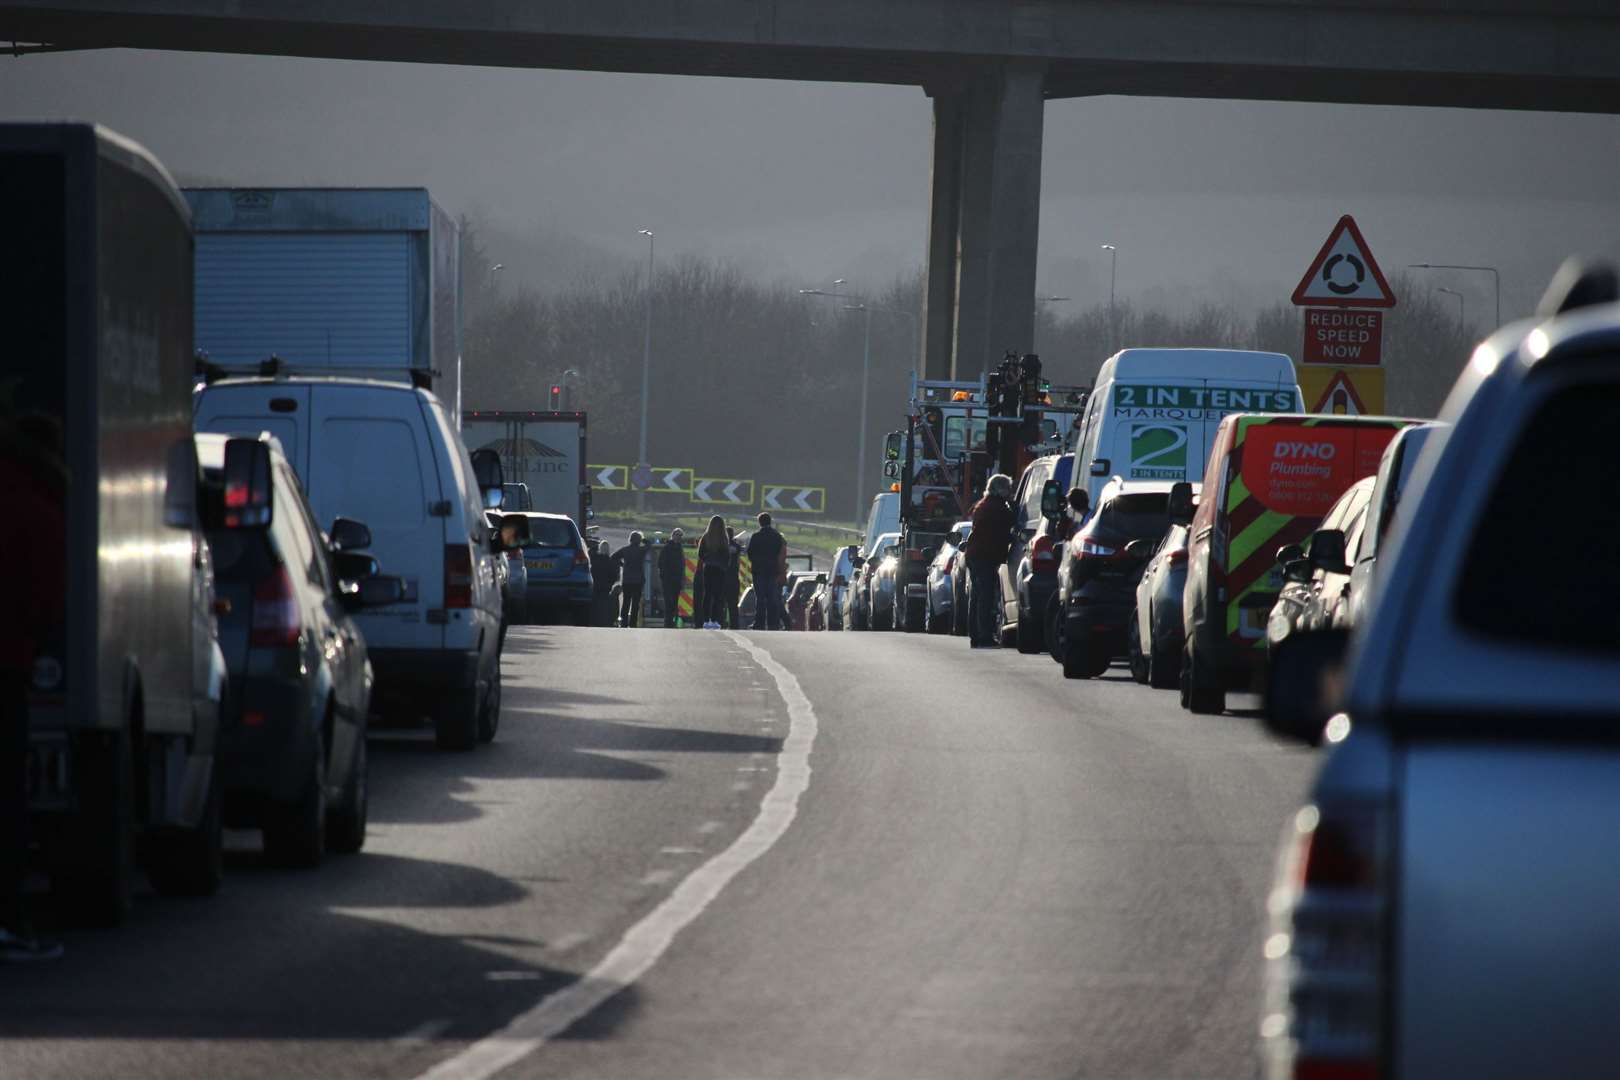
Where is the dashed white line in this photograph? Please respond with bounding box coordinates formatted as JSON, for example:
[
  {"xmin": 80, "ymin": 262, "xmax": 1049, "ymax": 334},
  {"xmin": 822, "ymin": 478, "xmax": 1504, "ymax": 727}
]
[
  {"xmin": 731, "ymin": 781, "xmax": 752, "ymax": 793},
  {"xmin": 546, "ymin": 931, "xmax": 590, "ymax": 954},
  {"xmin": 660, "ymin": 846, "xmax": 704, "ymax": 855},
  {"xmin": 696, "ymin": 820, "xmax": 724, "ymax": 835},
  {"xmin": 413, "ymin": 631, "xmax": 820, "ymax": 1080},
  {"xmin": 640, "ymin": 868, "xmax": 677, "ymax": 886},
  {"xmin": 395, "ymin": 1018, "xmax": 453, "ymax": 1047}
]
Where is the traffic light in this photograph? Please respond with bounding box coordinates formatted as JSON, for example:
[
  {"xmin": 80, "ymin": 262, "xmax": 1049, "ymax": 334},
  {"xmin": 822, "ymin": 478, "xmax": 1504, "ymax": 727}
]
[{"xmin": 549, "ymin": 384, "xmax": 562, "ymax": 409}]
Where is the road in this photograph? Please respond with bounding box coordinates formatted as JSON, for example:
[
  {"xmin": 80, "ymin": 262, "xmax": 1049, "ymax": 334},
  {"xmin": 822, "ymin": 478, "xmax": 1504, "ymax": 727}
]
[{"xmin": 1, "ymin": 625, "xmax": 1315, "ymax": 1080}]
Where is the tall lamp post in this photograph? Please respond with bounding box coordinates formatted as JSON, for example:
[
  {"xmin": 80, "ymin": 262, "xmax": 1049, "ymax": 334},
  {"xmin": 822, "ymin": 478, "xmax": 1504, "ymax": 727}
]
[
  {"xmin": 636, "ymin": 228, "xmax": 654, "ymax": 510},
  {"xmin": 801, "ymin": 288, "xmax": 919, "ymax": 520},
  {"xmin": 1409, "ymin": 262, "xmax": 1500, "ymax": 329},
  {"xmin": 1100, "ymin": 244, "xmax": 1118, "ymax": 353},
  {"xmin": 1437, "ymin": 287, "xmax": 1465, "ymax": 330}
]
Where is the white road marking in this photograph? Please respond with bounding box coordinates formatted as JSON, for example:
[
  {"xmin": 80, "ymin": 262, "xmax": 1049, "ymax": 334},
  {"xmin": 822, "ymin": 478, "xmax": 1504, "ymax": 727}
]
[
  {"xmin": 660, "ymin": 846, "xmax": 704, "ymax": 855},
  {"xmin": 546, "ymin": 931, "xmax": 590, "ymax": 954},
  {"xmin": 395, "ymin": 1018, "xmax": 454, "ymax": 1047},
  {"xmin": 696, "ymin": 820, "xmax": 724, "ymax": 835},
  {"xmin": 731, "ymin": 781, "xmax": 752, "ymax": 793},
  {"xmin": 413, "ymin": 631, "xmax": 819, "ymax": 1080},
  {"xmin": 640, "ymin": 869, "xmax": 677, "ymax": 886}
]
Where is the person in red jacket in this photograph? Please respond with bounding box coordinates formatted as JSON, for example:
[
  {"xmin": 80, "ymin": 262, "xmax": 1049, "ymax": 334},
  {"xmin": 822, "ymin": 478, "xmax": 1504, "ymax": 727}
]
[{"xmin": 963, "ymin": 473, "xmax": 1015, "ymax": 648}]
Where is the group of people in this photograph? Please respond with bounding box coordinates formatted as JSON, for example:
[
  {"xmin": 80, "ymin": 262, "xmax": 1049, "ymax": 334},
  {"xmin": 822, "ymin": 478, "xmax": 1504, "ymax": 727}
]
[{"xmin": 590, "ymin": 512, "xmax": 793, "ymax": 631}]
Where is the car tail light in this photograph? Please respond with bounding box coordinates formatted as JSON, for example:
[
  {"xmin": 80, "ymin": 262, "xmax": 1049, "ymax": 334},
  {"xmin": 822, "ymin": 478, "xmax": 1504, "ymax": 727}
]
[
  {"xmin": 574, "ymin": 547, "xmax": 590, "ymax": 568},
  {"xmin": 1262, "ymin": 798, "xmax": 1390, "ymax": 1080},
  {"xmin": 1076, "ymin": 535, "xmax": 1118, "ymax": 558},
  {"xmin": 1031, "ymin": 535, "xmax": 1057, "ymax": 567},
  {"xmin": 250, "ymin": 564, "xmax": 301, "ymax": 647},
  {"xmin": 445, "ymin": 543, "xmax": 474, "ymax": 608},
  {"xmin": 1167, "ymin": 548, "xmax": 1187, "ymax": 566}
]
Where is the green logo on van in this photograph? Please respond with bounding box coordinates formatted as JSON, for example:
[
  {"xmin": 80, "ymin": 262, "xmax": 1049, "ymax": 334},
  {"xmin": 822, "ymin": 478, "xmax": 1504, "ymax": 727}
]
[{"xmin": 1130, "ymin": 424, "xmax": 1188, "ymax": 480}]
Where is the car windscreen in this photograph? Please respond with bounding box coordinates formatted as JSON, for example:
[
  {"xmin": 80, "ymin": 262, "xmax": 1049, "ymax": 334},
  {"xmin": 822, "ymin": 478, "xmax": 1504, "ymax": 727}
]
[
  {"xmin": 523, "ymin": 518, "xmax": 579, "ymax": 549},
  {"xmin": 792, "ymin": 580, "xmax": 818, "ymax": 600},
  {"xmin": 1093, "ymin": 493, "xmax": 1170, "ymax": 542}
]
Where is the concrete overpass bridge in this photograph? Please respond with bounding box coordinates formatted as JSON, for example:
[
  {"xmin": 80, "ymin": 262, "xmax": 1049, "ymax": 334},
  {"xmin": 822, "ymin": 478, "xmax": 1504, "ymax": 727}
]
[{"xmin": 5, "ymin": 1, "xmax": 1616, "ymax": 378}]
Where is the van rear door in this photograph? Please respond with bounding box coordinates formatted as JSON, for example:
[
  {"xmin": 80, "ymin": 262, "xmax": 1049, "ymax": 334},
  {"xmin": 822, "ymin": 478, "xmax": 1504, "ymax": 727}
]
[
  {"xmin": 305, "ymin": 385, "xmax": 442, "ymax": 650},
  {"xmin": 193, "ymin": 383, "xmax": 311, "ymax": 474},
  {"xmin": 1107, "ymin": 379, "xmax": 1301, "ymax": 493}
]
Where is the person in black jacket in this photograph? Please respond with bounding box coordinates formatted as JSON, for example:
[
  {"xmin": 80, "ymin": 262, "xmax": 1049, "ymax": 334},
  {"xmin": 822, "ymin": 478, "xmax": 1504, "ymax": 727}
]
[
  {"xmin": 613, "ymin": 532, "xmax": 648, "ymax": 628},
  {"xmin": 746, "ymin": 513, "xmax": 788, "ymax": 630},
  {"xmin": 724, "ymin": 527, "xmax": 743, "ymax": 629},
  {"xmin": 657, "ymin": 528, "xmax": 687, "ymax": 628},
  {"xmin": 589, "ymin": 541, "xmax": 616, "ymax": 626}
]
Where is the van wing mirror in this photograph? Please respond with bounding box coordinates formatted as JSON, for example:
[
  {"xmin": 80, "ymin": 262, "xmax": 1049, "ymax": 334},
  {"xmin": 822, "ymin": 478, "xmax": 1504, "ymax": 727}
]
[
  {"xmin": 1040, "ymin": 479, "xmax": 1065, "ymax": 520},
  {"xmin": 221, "ymin": 436, "xmax": 273, "ymax": 529},
  {"xmin": 1167, "ymin": 481, "xmax": 1195, "ymax": 525},
  {"xmin": 1275, "ymin": 543, "xmax": 1305, "ymax": 567},
  {"xmin": 470, "ymin": 448, "xmax": 505, "ymax": 509},
  {"xmin": 328, "ymin": 516, "xmax": 372, "ymax": 552}
]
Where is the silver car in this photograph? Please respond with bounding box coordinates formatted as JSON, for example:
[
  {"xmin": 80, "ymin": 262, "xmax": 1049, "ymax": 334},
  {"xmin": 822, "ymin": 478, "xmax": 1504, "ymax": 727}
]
[
  {"xmin": 1262, "ymin": 268, "xmax": 1620, "ymax": 1080},
  {"xmin": 924, "ymin": 521, "xmax": 971, "ymax": 635},
  {"xmin": 865, "ymin": 533, "xmax": 902, "ymax": 630},
  {"xmin": 1127, "ymin": 520, "xmax": 1190, "ymax": 689}
]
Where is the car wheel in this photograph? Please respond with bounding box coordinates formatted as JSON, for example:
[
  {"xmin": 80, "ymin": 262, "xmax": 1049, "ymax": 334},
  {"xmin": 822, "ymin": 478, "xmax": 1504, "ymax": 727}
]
[
  {"xmin": 1046, "ymin": 599, "xmax": 1066, "ymax": 664},
  {"xmin": 1127, "ymin": 615, "xmax": 1150, "ymax": 684},
  {"xmin": 1180, "ymin": 641, "xmax": 1226, "ymax": 715},
  {"xmin": 326, "ymin": 732, "xmax": 368, "ymax": 855},
  {"xmin": 1062, "ymin": 640, "xmax": 1095, "ymax": 679},
  {"xmin": 434, "ymin": 684, "xmax": 480, "ymax": 752},
  {"xmin": 263, "ymin": 734, "xmax": 327, "ymax": 869},
  {"xmin": 1148, "ymin": 630, "xmax": 1179, "ymax": 690},
  {"xmin": 144, "ymin": 740, "xmax": 224, "ymax": 897},
  {"xmin": 1016, "ymin": 607, "xmax": 1043, "ymax": 654},
  {"xmin": 994, "ymin": 588, "xmax": 1015, "ymax": 648}
]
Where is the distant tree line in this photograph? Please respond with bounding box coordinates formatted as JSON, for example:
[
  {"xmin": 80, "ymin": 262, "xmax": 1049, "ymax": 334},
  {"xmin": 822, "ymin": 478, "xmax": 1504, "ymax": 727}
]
[{"xmin": 461, "ymin": 218, "xmax": 1476, "ymax": 516}]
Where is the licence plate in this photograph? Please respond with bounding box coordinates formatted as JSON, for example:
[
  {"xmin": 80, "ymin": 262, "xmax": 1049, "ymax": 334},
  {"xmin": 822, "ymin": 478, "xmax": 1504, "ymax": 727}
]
[{"xmin": 527, "ymin": 560, "xmax": 556, "ymax": 572}]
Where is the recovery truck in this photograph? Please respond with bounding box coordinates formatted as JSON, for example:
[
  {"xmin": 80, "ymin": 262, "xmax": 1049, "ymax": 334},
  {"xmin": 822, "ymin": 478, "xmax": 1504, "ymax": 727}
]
[
  {"xmin": 3, "ymin": 123, "xmax": 225, "ymax": 923},
  {"xmin": 460, "ymin": 410, "xmax": 591, "ymax": 530},
  {"xmin": 883, "ymin": 353, "xmax": 1088, "ymax": 631}
]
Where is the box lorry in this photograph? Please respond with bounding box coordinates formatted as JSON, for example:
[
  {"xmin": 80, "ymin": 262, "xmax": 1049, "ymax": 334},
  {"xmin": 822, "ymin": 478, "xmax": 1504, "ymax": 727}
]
[
  {"xmin": 184, "ymin": 187, "xmax": 462, "ymax": 414},
  {"xmin": 461, "ymin": 410, "xmax": 590, "ymax": 529},
  {"xmin": 2, "ymin": 123, "xmax": 226, "ymax": 923}
]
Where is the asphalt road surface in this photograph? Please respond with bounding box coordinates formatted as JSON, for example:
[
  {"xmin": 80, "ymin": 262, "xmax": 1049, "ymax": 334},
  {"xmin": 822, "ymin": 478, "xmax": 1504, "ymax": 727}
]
[{"xmin": 2, "ymin": 625, "xmax": 1316, "ymax": 1079}]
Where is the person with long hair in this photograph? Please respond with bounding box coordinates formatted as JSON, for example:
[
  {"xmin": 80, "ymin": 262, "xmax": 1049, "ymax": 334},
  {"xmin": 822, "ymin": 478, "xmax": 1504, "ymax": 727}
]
[{"xmin": 697, "ymin": 515, "xmax": 731, "ymax": 629}]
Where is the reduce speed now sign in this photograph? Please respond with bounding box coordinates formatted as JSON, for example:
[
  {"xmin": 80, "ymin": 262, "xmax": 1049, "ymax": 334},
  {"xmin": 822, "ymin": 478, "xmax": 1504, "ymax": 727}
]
[{"xmin": 1302, "ymin": 309, "xmax": 1383, "ymax": 365}]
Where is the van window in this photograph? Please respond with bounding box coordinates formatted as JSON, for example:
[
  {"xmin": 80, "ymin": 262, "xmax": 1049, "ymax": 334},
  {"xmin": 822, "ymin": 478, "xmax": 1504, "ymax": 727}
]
[
  {"xmin": 317, "ymin": 418, "xmax": 426, "ymax": 529},
  {"xmin": 943, "ymin": 416, "xmax": 987, "ymax": 459},
  {"xmin": 1455, "ymin": 383, "xmax": 1620, "ymax": 653},
  {"xmin": 1017, "ymin": 460, "xmax": 1049, "ymax": 525}
]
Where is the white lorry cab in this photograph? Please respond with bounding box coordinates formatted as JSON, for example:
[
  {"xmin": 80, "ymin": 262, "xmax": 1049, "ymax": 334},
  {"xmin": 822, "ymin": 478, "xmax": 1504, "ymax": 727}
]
[{"xmin": 1069, "ymin": 348, "xmax": 1302, "ymax": 509}]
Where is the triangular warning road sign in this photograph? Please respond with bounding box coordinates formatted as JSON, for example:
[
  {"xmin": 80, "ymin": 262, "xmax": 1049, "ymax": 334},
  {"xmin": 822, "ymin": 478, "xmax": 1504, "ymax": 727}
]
[
  {"xmin": 1291, "ymin": 215, "xmax": 1396, "ymax": 309},
  {"xmin": 1313, "ymin": 370, "xmax": 1369, "ymax": 415}
]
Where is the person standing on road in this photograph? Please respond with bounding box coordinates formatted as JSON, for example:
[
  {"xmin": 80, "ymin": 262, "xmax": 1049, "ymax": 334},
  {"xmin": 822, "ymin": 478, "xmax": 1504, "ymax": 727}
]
[
  {"xmin": 964, "ymin": 473, "xmax": 1016, "ymax": 648},
  {"xmin": 697, "ymin": 516, "xmax": 732, "ymax": 629},
  {"xmin": 724, "ymin": 527, "xmax": 743, "ymax": 629},
  {"xmin": 658, "ymin": 528, "xmax": 687, "ymax": 628},
  {"xmin": 613, "ymin": 532, "xmax": 648, "ymax": 628},
  {"xmin": 590, "ymin": 540, "xmax": 616, "ymax": 626},
  {"xmin": 746, "ymin": 513, "xmax": 789, "ymax": 631}
]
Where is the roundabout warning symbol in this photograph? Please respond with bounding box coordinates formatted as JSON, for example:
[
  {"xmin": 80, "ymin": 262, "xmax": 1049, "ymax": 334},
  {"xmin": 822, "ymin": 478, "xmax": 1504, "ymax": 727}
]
[{"xmin": 1291, "ymin": 215, "xmax": 1396, "ymax": 309}]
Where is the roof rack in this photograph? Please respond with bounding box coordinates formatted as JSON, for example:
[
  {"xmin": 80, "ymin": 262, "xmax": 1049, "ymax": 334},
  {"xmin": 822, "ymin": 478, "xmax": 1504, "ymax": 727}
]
[{"xmin": 194, "ymin": 353, "xmax": 441, "ymax": 387}]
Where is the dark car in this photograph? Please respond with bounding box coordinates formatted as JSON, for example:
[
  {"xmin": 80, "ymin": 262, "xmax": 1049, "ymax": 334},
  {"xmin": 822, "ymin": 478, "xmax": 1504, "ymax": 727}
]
[
  {"xmin": 788, "ymin": 575, "xmax": 824, "ymax": 631},
  {"xmin": 514, "ymin": 512, "xmax": 594, "ymax": 625},
  {"xmin": 198, "ymin": 433, "xmax": 401, "ymax": 866},
  {"xmin": 1054, "ymin": 479, "xmax": 1175, "ymax": 679},
  {"xmin": 1128, "ymin": 519, "xmax": 1192, "ymax": 689},
  {"xmin": 818, "ymin": 545, "xmax": 858, "ymax": 630},
  {"xmin": 998, "ymin": 453, "xmax": 1073, "ymax": 652}
]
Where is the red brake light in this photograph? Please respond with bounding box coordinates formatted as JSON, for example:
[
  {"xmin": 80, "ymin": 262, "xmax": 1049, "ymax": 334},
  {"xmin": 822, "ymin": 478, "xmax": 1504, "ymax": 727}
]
[
  {"xmin": 574, "ymin": 548, "xmax": 590, "ymax": 568},
  {"xmin": 1076, "ymin": 536, "xmax": 1117, "ymax": 558},
  {"xmin": 445, "ymin": 543, "xmax": 473, "ymax": 608},
  {"xmin": 1031, "ymin": 535, "xmax": 1057, "ymax": 566},
  {"xmin": 1167, "ymin": 547, "xmax": 1187, "ymax": 566},
  {"xmin": 250, "ymin": 564, "xmax": 301, "ymax": 647}
]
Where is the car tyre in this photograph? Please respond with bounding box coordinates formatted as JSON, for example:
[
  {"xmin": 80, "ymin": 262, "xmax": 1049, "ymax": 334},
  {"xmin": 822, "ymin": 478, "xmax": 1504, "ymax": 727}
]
[
  {"xmin": 263, "ymin": 737, "xmax": 326, "ymax": 869},
  {"xmin": 477, "ymin": 666, "xmax": 502, "ymax": 745},
  {"xmin": 1016, "ymin": 608, "xmax": 1043, "ymax": 654},
  {"xmin": 1046, "ymin": 598, "xmax": 1066, "ymax": 664},
  {"xmin": 1127, "ymin": 615, "xmax": 1150, "ymax": 684},
  {"xmin": 1180, "ymin": 641, "xmax": 1226, "ymax": 715},
  {"xmin": 1148, "ymin": 632, "xmax": 1179, "ymax": 691},
  {"xmin": 326, "ymin": 732, "xmax": 368, "ymax": 855}
]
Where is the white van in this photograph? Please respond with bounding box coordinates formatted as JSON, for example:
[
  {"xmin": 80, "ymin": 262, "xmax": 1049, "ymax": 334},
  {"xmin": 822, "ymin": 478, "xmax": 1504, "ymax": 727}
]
[
  {"xmin": 195, "ymin": 376, "xmax": 505, "ymax": 751},
  {"xmin": 1069, "ymin": 348, "xmax": 1303, "ymax": 509},
  {"xmin": 859, "ymin": 491, "xmax": 901, "ymax": 557}
]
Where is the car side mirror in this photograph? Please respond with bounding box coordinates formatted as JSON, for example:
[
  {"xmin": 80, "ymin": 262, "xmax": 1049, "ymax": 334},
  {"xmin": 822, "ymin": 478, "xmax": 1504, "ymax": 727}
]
[
  {"xmin": 1167, "ymin": 481, "xmax": 1194, "ymax": 526},
  {"xmin": 883, "ymin": 462, "xmax": 901, "ymax": 480},
  {"xmin": 221, "ymin": 436, "xmax": 273, "ymax": 529},
  {"xmin": 1040, "ymin": 478, "xmax": 1064, "ymax": 520},
  {"xmin": 922, "ymin": 547, "xmax": 937, "ymax": 562},
  {"xmin": 328, "ymin": 516, "xmax": 372, "ymax": 552},
  {"xmin": 340, "ymin": 574, "xmax": 405, "ymax": 612},
  {"xmin": 1275, "ymin": 543, "xmax": 1305, "ymax": 567},
  {"xmin": 1308, "ymin": 529, "xmax": 1350, "ymax": 575},
  {"xmin": 470, "ymin": 448, "xmax": 504, "ymax": 510},
  {"xmin": 1263, "ymin": 628, "xmax": 1350, "ymax": 745},
  {"xmin": 1066, "ymin": 488, "xmax": 1090, "ymax": 518},
  {"xmin": 1124, "ymin": 539, "xmax": 1154, "ymax": 561},
  {"xmin": 816, "ymin": 573, "xmax": 828, "ymax": 584},
  {"xmin": 851, "ymin": 555, "xmax": 865, "ymax": 568},
  {"xmin": 1089, "ymin": 458, "xmax": 1111, "ymax": 477},
  {"xmin": 333, "ymin": 551, "xmax": 380, "ymax": 582},
  {"xmin": 1284, "ymin": 558, "xmax": 1314, "ymax": 583}
]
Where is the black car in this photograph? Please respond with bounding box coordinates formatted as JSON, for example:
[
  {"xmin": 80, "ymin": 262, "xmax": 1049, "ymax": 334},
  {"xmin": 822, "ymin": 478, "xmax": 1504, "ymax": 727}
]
[
  {"xmin": 1053, "ymin": 479, "xmax": 1178, "ymax": 679},
  {"xmin": 199, "ymin": 434, "xmax": 401, "ymax": 867}
]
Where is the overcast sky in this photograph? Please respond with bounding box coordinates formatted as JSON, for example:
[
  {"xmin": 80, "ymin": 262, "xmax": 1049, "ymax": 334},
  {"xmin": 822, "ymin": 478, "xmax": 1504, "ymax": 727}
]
[{"xmin": 3, "ymin": 48, "xmax": 1616, "ymax": 324}]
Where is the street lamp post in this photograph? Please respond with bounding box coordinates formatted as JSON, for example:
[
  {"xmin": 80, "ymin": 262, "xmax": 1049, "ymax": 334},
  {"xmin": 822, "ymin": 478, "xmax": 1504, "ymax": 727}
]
[
  {"xmin": 1437, "ymin": 287, "xmax": 1465, "ymax": 330},
  {"xmin": 1100, "ymin": 244, "xmax": 1118, "ymax": 353},
  {"xmin": 801, "ymin": 288, "xmax": 920, "ymax": 519},
  {"xmin": 1409, "ymin": 262, "xmax": 1500, "ymax": 329},
  {"xmin": 637, "ymin": 229, "xmax": 654, "ymax": 511}
]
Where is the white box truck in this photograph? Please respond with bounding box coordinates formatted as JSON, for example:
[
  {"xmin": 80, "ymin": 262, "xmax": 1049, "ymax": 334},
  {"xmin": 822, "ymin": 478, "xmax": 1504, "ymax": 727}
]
[
  {"xmin": 461, "ymin": 410, "xmax": 590, "ymax": 528},
  {"xmin": 184, "ymin": 187, "xmax": 463, "ymax": 414}
]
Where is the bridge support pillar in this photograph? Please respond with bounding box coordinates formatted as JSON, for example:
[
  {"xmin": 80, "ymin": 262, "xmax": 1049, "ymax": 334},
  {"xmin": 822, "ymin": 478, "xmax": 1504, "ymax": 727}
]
[{"xmin": 922, "ymin": 62, "xmax": 1046, "ymax": 381}]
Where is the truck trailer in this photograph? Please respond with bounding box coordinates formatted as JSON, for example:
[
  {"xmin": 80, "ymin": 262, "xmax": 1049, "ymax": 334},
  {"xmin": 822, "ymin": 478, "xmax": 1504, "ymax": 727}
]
[
  {"xmin": 2, "ymin": 123, "xmax": 224, "ymax": 924},
  {"xmin": 184, "ymin": 187, "xmax": 463, "ymax": 414},
  {"xmin": 461, "ymin": 410, "xmax": 590, "ymax": 529}
]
